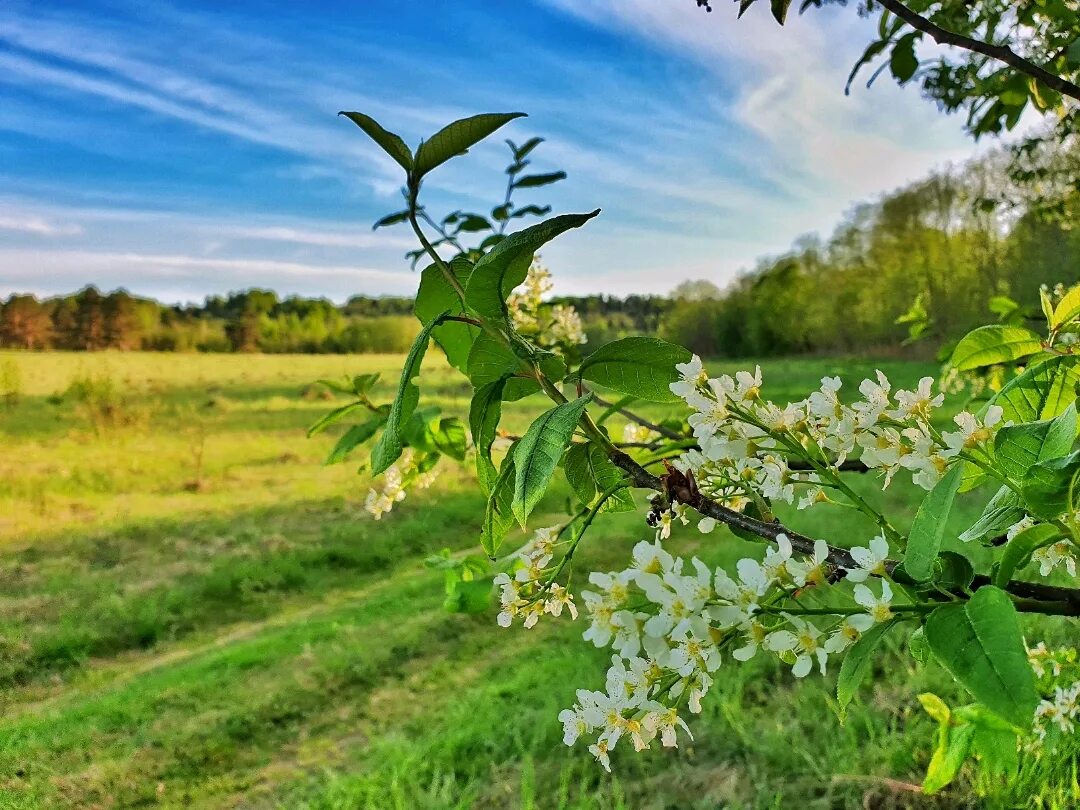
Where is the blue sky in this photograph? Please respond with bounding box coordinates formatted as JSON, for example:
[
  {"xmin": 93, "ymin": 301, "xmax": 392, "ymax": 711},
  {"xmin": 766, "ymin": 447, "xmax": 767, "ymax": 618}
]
[{"xmin": 0, "ymin": 0, "xmax": 985, "ymax": 303}]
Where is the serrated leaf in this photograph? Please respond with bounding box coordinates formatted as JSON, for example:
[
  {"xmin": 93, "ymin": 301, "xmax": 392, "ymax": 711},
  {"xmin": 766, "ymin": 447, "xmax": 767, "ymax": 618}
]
[
  {"xmin": 958, "ymin": 485, "xmax": 1024, "ymax": 544},
  {"xmin": 1020, "ymin": 449, "xmax": 1080, "ymax": 518},
  {"xmin": 307, "ymin": 401, "xmax": 367, "ymax": 437},
  {"xmin": 415, "ymin": 256, "xmax": 477, "ymax": 373},
  {"xmin": 837, "ymin": 620, "xmax": 894, "ymax": 714},
  {"xmin": 414, "ymin": 113, "xmax": 526, "ymax": 177},
  {"xmin": 990, "ymin": 355, "xmax": 1080, "ymax": 423},
  {"xmin": 324, "ymin": 414, "xmax": 387, "ymax": 465},
  {"xmin": 512, "ymin": 171, "xmax": 566, "ymax": 189},
  {"xmin": 994, "ymin": 524, "xmax": 1059, "ymax": 587},
  {"xmin": 339, "ymin": 111, "xmax": 413, "ymax": 172},
  {"xmin": 470, "ymin": 379, "xmax": 506, "ymax": 494},
  {"xmin": 905, "ymin": 464, "xmax": 963, "ymax": 581},
  {"xmin": 370, "ymin": 313, "xmax": 446, "ymax": 474},
  {"xmin": 482, "ymin": 450, "xmax": 517, "ymax": 557},
  {"xmin": 924, "ymin": 586, "xmax": 1038, "ymax": 728},
  {"xmin": 575, "ymin": 337, "xmax": 692, "ymax": 404},
  {"xmin": 464, "ymin": 211, "xmax": 600, "ymax": 322},
  {"xmin": 564, "ymin": 441, "xmax": 635, "ymax": 513},
  {"xmin": 994, "ymin": 403, "xmax": 1077, "ymax": 480},
  {"xmin": 512, "ymin": 396, "xmax": 592, "ymax": 526},
  {"xmin": 950, "ymin": 325, "xmax": 1043, "ymax": 371},
  {"xmin": 933, "ymin": 551, "xmax": 974, "ymax": 591},
  {"xmin": 1052, "ymin": 284, "xmax": 1080, "ymax": 329},
  {"xmin": 431, "ymin": 416, "xmax": 468, "ymax": 461}
]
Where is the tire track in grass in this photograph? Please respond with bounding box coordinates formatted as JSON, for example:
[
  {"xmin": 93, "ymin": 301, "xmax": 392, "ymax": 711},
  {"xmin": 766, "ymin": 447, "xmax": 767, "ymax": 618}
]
[{"xmin": 4, "ymin": 558, "xmax": 441, "ymax": 722}]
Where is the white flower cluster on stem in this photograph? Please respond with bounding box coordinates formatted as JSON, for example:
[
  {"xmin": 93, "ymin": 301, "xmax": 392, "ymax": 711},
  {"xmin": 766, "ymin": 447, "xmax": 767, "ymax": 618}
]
[
  {"xmin": 363, "ymin": 448, "xmax": 438, "ymax": 520},
  {"xmin": 554, "ymin": 532, "xmax": 898, "ymax": 770},
  {"xmin": 668, "ymin": 356, "xmax": 1005, "ymax": 515}
]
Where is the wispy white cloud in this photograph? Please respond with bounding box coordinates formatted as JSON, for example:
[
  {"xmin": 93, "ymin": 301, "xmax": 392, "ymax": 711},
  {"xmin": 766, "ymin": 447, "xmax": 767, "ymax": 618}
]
[
  {"xmin": 0, "ymin": 213, "xmax": 82, "ymax": 236},
  {"xmin": 0, "ymin": 248, "xmax": 416, "ymax": 302}
]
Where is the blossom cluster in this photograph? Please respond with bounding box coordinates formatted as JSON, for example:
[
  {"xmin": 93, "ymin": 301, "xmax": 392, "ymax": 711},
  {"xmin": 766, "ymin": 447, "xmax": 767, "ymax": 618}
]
[
  {"xmin": 494, "ymin": 527, "xmax": 577, "ymax": 628},
  {"xmin": 507, "ymin": 259, "xmax": 587, "ymax": 352},
  {"xmin": 668, "ymin": 357, "xmax": 1004, "ymax": 512},
  {"xmin": 363, "ymin": 448, "xmax": 438, "ymax": 520},
  {"xmin": 553, "ymin": 532, "xmax": 895, "ymax": 770}
]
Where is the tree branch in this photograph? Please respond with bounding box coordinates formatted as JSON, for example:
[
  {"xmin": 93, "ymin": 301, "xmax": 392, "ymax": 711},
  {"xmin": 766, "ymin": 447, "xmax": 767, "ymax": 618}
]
[
  {"xmin": 588, "ymin": 392, "xmax": 685, "ymax": 440},
  {"xmin": 875, "ymin": 0, "xmax": 1080, "ymax": 103},
  {"xmin": 607, "ymin": 448, "xmax": 1080, "ymax": 616}
]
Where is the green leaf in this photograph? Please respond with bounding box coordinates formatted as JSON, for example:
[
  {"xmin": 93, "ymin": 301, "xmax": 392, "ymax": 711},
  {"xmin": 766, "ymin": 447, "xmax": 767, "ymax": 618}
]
[
  {"xmin": 509, "ymin": 136, "xmax": 543, "ymax": 160},
  {"xmin": 770, "ymin": 0, "xmax": 792, "ymax": 24},
  {"xmin": 909, "ymin": 626, "xmax": 930, "ymax": 665},
  {"xmin": 575, "ymin": 337, "xmax": 692, "ymax": 404},
  {"xmin": 950, "ymin": 325, "xmax": 1043, "ymax": 371},
  {"xmin": 969, "ymin": 719, "xmax": 1019, "ymax": 779},
  {"xmin": 339, "ymin": 111, "xmax": 413, "ymax": 172},
  {"xmin": 1020, "ymin": 449, "xmax": 1080, "ymax": 518},
  {"xmin": 431, "ymin": 416, "xmax": 468, "ymax": 461},
  {"xmin": 904, "ymin": 464, "xmax": 963, "ymax": 581},
  {"xmin": 414, "ymin": 113, "xmax": 526, "ymax": 177},
  {"xmin": 464, "ymin": 211, "xmax": 600, "ymax": 322},
  {"xmin": 470, "ymin": 379, "xmax": 506, "ymax": 494},
  {"xmin": 933, "ymin": 551, "xmax": 974, "ymax": 592},
  {"xmin": 958, "ymin": 485, "xmax": 1024, "ymax": 544},
  {"xmin": 372, "ymin": 211, "xmax": 409, "ymax": 230},
  {"xmin": 918, "ymin": 692, "xmax": 951, "ymax": 725},
  {"xmin": 512, "ymin": 171, "xmax": 567, "ymax": 189},
  {"xmin": 454, "ymin": 213, "xmax": 491, "ymax": 233},
  {"xmin": 994, "ymin": 524, "xmax": 1059, "ymax": 587},
  {"xmin": 512, "ymin": 396, "xmax": 592, "ymax": 526},
  {"xmin": 353, "ymin": 373, "xmax": 381, "ymax": 395},
  {"xmin": 1052, "ymin": 283, "xmax": 1080, "ymax": 328},
  {"xmin": 923, "ymin": 724, "xmax": 975, "ymax": 795},
  {"xmin": 991, "ymin": 355, "xmax": 1080, "ymax": 423},
  {"xmin": 401, "ymin": 405, "xmax": 441, "ymax": 453},
  {"xmin": 466, "ymin": 331, "xmax": 520, "ymax": 388},
  {"xmin": 509, "ymin": 204, "xmax": 551, "ymax": 219},
  {"xmin": 482, "ymin": 451, "xmax": 518, "ymax": 557},
  {"xmin": 370, "ymin": 313, "xmax": 446, "ymax": 475},
  {"xmin": 307, "ymin": 401, "xmax": 366, "ymax": 437},
  {"xmin": 889, "ymin": 33, "xmax": 919, "ymax": 83},
  {"xmin": 994, "ymin": 403, "xmax": 1077, "ymax": 480},
  {"xmin": 324, "ymin": 414, "xmax": 387, "ymax": 465},
  {"xmin": 563, "ymin": 442, "xmax": 597, "ymax": 505},
  {"xmin": 415, "ymin": 256, "xmax": 477, "ymax": 373},
  {"xmin": 837, "ymin": 620, "xmax": 894, "ymax": 714},
  {"xmin": 563, "ymin": 441, "xmax": 635, "ymax": 513},
  {"xmin": 924, "ymin": 585, "xmax": 1038, "ymax": 728}
]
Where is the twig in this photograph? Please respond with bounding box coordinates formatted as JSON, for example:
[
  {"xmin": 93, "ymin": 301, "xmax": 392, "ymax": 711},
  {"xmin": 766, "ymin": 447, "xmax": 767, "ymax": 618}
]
[
  {"xmin": 875, "ymin": 0, "xmax": 1080, "ymax": 103},
  {"xmin": 606, "ymin": 448, "xmax": 1080, "ymax": 616}
]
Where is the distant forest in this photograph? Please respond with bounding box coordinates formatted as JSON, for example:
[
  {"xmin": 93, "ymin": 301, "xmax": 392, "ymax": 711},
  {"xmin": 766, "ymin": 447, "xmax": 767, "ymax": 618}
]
[
  {"xmin": 4, "ymin": 147, "xmax": 1078, "ymax": 357},
  {"xmin": 0, "ymin": 285, "xmax": 666, "ymax": 355}
]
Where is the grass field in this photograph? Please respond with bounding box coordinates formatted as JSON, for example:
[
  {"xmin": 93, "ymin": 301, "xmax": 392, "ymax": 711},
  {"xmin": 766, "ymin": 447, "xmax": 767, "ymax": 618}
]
[{"xmin": 0, "ymin": 350, "xmax": 1043, "ymax": 809}]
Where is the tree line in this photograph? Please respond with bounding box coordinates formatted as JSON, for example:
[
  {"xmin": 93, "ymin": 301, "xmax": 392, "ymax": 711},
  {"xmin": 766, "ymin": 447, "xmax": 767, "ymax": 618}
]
[
  {"xmin": 660, "ymin": 149, "xmax": 1080, "ymax": 358},
  {"xmin": 4, "ymin": 146, "xmax": 1077, "ymax": 358},
  {"xmin": 0, "ymin": 285, "xmax": 667, "ymax": 355}
]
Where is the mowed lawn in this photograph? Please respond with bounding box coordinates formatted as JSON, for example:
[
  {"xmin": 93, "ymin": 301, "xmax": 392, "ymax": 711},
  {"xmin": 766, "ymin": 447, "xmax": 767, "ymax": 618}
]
[{"xmin": 0, "ymin": 350, "xmax": 1029, "ymax": 809}]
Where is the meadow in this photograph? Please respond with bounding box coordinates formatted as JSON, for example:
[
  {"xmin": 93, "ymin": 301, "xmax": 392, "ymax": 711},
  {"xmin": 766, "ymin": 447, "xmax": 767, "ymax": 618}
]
[{"xmin": 0, "ymin": 349, "xmax": 1044, "ymax": 809}]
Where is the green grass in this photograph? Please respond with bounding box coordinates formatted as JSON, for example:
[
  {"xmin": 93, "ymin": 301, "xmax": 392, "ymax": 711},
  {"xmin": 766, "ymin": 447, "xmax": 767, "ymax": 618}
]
[{"xmin": 0, "ymin": 350, "xmax": 1056, "ymax": 808}]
